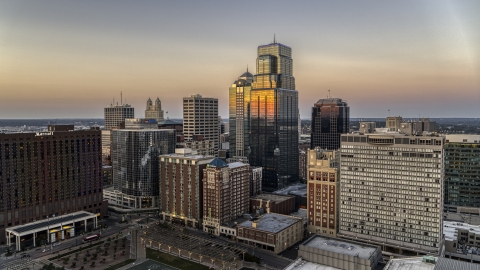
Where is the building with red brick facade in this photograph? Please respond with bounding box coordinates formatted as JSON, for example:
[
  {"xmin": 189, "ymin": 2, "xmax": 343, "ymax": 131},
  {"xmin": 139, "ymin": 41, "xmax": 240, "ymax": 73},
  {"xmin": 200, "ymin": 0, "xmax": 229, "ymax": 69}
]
[{"xmin": 250, "ymin": 193, "xmax": 295, "ymax": 215}]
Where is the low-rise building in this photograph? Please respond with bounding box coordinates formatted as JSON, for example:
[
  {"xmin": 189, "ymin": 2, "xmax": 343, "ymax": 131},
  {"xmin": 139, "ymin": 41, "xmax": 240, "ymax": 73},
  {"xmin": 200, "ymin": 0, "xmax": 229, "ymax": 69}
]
[
  {"xmin": 384, "ymin": 256, "xmax": 480, "ymax": 270},
  {"xmin": 236, "ymin": 213, "xmax": 303, "ymax": 254},
  {"xmin": 250, "ymin": 193, "xmax": 295, "ymax": 215},
  {"xmin": 444, "ymin": 220, "xmax": 480, "ymax": 263},
  {"xmin": 299, "ymin": 235, "xmax": 383, "ymax": 270}
]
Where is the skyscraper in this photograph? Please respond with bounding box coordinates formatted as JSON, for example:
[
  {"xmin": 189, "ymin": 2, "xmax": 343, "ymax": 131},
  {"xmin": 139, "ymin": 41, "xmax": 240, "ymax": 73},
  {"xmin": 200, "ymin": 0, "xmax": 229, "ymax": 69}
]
[
  {"xmin": 104, "ymin": 103, "xmax": 134, "ymax": 129},
  {"xmin": 109, "ymin": 119, "xmax": 176, "ymax": 209},
  {"xmin": 229, "ymin": 70, "xmax": 253, "ymax": 158},
  {"xmin": 145, "ymin": 97, "xmax": 164, "ymax": 122},
  {"xmin": 249, "ymin": 40, "xmax": 299, "ymax": 192},
  {"xmin": 183, "ymin": 95, "xmax": 219, "ymax": 155},
  {"xmin": 310, "ymin": 98, "xmax": 349, "ymax": 150}
]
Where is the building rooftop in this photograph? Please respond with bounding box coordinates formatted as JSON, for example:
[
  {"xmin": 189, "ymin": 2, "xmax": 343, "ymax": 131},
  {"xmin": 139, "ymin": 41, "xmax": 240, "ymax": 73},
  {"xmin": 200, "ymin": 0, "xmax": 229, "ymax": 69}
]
[
  {"xmin": 434, "ymin": 257, "xmax": 480, "ymax": 270},
  {"xmin": 209, "ymin": 158, "xmax": 228, "ymax": 168},
  {"xmin": 228, "ymin": 162, "xmax": 247, "ymax": 169},
  {"xmin": 238, "ymin": 213, "xmax": 300, "ymax": 234},
  {"xmin": 445, "ymin": 134, "xmax": 480, "ymax": 143},
  {"xmin": 314, "ymin": 98, "xmax": 348, "ymax": 106},
  {"xmin": 291, "ymin": 209, "xmax": 307, "ymax": 225},
  {"xmin": 251, "ymin": 193, "xmax": 294, "ymax": 204},
  {"xmin": 302, "ymin": 235, "xmax": 379, "ymax": 260},
  {"xmin": 384, "ymin": 257, "xmax": 435, "ymax": 270},
  {"xmin": 444, "ymin": 220, "xmax": 480, "ymax": 242},
  {"xmin": 284, "ymin": 258, "xmax": 341, "ymax": 270},
  {"xmin": 158, "ymin": 119, "xmax": 182, "ymax": 125},
  {"xmin": 274, "ymin": 184, "xmax": 307, "ymax": 196}
]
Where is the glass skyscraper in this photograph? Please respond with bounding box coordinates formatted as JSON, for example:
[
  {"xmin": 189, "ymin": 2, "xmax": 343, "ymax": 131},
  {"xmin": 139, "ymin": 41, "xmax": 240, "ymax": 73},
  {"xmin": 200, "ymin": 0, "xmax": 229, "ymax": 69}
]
[
  {"xmin": 311, "ymin": 98, "xmax": 349, "ymax": 150},
  {"xmin": 249, "ymin": 41, "xmax": 299, "ymax": 192},
  {"xmin": 229, "ymin": 70, "xmax": 253, "ymax": 158},
  {"xmin": 444, "ymin": 135, "xmax": 480, "ymax": 210}
]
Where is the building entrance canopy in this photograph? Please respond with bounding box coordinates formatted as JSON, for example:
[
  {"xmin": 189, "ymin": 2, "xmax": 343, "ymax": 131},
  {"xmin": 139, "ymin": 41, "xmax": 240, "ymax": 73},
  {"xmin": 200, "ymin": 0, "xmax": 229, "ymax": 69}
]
[{"xmin": 6, "ymin": 211, "xmax": 98, "ymax": 251}]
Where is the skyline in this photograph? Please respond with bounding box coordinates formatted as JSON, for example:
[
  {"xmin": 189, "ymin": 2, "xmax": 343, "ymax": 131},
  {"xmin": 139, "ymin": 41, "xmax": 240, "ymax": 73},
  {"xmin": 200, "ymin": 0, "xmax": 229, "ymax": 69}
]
[{"xmin": 1, "ymin": 1, "xmax": 479, "ymax": 119}]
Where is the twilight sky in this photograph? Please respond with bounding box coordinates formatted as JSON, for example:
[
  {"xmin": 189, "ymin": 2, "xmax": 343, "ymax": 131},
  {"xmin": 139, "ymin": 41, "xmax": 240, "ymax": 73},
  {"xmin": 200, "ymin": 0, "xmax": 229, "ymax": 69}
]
[{"xmin": 0, "ymin": 1, "xmax": 479, "ymax": 119}]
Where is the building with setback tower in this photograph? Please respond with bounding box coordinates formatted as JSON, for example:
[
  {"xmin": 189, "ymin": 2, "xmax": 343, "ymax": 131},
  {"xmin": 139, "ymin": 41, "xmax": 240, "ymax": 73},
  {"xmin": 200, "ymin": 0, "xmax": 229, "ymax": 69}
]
[
  {"xmin": 229, "ymin": 70, "xmax": 253, "ymax": 159},
  {"xmin": 145, "ymin": 97, "xmax": 164, "ymax": 122},
  {"xmin": 249, "ymin": 40, "xmax": 299, "ymax": 192},
  {"xmin": 311, "ymin": 98, "xmax": 349, "ymax": 150}
]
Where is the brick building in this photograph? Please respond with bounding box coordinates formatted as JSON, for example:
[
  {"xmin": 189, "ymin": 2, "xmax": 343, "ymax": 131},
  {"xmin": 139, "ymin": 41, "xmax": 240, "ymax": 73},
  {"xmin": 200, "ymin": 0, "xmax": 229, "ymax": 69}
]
[
  {"xmin": 159, "ymin": 148, "xmax": 214, "ymax": 228},
  {"xmin": 0, "ymin": 125, "xmax": 107, "ymax": 244},
  {"xmin": 250, "ymin": 193, "xmax": 295, "ymax": 215},
  {"xmin": 237, "ymin": 213, "xmax": 304, "ymax": 253},
  {"xmin": 202, "ymin": 158, "xmax": 250, "ymax": 235}
]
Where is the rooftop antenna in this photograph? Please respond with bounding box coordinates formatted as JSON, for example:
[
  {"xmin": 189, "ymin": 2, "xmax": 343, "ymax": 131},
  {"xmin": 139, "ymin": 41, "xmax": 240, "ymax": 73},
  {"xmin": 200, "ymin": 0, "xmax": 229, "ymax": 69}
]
[
  {"xmin": 121, "ymin": 91, "xmax": 123, "ymax": 105},
  {"xmin": 247, "ymin": 64, "xmax": 248, "ymax": 73},
  {"xmin": 328, "ymin": 89, "xmax": 331, "ymax": 98},
  {"xmin": 273, "ymin": 33, "xmax": 276, "ymax": 44}
]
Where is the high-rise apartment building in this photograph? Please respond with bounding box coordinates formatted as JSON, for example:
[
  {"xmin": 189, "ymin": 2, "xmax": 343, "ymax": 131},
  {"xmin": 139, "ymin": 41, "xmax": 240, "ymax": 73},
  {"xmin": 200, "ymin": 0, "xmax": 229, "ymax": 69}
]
[
  {"xmin": 0, "ymin": 125, "xmax": 107, "ymax": 243},
  {"xmin": 159, "ymin": 148, "xmax": 214, "ymax": 227},
  {"xmin": 306, "ymin": 149, "xmax": 339, "ymax": 237},
  {"xmin": 250, "ymin": 41, "xmax": 299, "ymax": 192},
  {"xmin": 444, "ymin": 135, "xmax": 480, "ymax": 213},
  {"xmin": 104, "ymin": 104, "xmax": 134, "ymax": 129},
  {"xmin": 109, "ymin": 119, "xmax": 176, "ymax": 209},
  {"xmin": 202, "ymin": 158, "xmax": 250, "ymax": 235},
  {"xmin": 310, "ymin": 98, "xmax": 349, "ymax": 151},
  {"xmin": 183, "ymin": 95, "xmax": 219, "ymax": 155},
  {"xmin": 145, "ymin": 97, "xmax": 164, "ymax": 122},
  {"xmin": 229, "ymin": 70, "xmax": 253, "ymax": 158},
  {"xmin": 338, "ymin": 133, "xmax": 444, "ymax": 256}
]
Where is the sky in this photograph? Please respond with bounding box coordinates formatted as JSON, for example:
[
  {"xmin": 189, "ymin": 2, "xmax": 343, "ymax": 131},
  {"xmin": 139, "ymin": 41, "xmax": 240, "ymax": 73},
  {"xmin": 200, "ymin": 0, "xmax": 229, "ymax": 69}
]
[{"xmin": 0, "ymin": 1, "xmax": 479, "ymax": 119}]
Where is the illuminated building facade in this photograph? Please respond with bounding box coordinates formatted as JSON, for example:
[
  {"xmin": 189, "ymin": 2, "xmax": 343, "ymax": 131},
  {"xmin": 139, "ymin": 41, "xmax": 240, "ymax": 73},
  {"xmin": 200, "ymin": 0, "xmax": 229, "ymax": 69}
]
[
  {"xmin": 250, "ymin": 41, "xmax": 299, "ymax": 192},
  {"xmin": 229, "ymin": 70, "xmax": 253, "ymax": 158},
  {"xmin": 310, "ymin": 98, "xmax": 349, "ymax": 151}
]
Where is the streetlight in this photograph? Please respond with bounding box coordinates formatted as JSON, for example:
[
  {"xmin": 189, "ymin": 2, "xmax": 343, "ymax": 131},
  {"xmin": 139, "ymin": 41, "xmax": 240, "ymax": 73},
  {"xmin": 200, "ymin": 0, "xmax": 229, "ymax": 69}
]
[{"xmin": 178, "ymin": 248, "xmax": 181, "ymax": 257}]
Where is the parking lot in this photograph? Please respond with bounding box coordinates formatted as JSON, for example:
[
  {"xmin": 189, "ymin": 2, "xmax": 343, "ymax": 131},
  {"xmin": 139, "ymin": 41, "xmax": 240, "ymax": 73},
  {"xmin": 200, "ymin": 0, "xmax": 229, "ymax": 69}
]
[
  {"xmin": 129, "ymin": 259, "xmax": 180, "ymax": 270},
  {"xmin": 142, "ymin": 223, "xmax": 247, "ymax": 268}
]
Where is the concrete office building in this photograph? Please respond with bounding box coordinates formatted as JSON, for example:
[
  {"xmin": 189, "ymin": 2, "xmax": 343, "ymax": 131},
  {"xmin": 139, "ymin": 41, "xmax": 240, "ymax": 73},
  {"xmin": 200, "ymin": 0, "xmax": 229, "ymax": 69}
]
[
  {"xmin": 183, "ymin": 95, "xmax": 219, "ymax": 155},
  {"xmin": 310, "ymin": 98, "xmax": 349, "ymax": 151},
  {"xmin": 338, "ymin": 133, "xmax": 444, "ymax": 257},
  {"xmin": 202, "ymin": 158, "xmax": 250, "ymax": 235},
  {"xmin": 298, "ymin": 235, "xmax": 383, "ymax": 270},
  {"xmin": 237, "ymin": 213, "xmax": 303, "ymax": 253},
  {"xmin": 386, "ymin": 116, "xmax": 402, "ymax": 131},
  {"xmin": 104, "ymin": 103, "xmax": 134, "ymax": 130},
  {"xmin": 249, "ymin": 40, "xmax": 299, "ymax": 191},
  {"xmin": 159, "ymin": 149, "xmax": 214, "ymax": 227},
  {"xmin": 307, "ymin": 149, "xmax": 339, "ymax": 237},
  {"xmin": 229, "ymin": 70, "xmax": 253, "ymax": 159},
  {"xmin": 109, "ymin": 120, "xmax": 176, "ymax": 209},
  {"xmin": 0, "ymin": 125, "xmax": 107, "ymax": 244},
  {"xmin": 145, "ymin": 97, "xmax": 164, "ymax": 122}
]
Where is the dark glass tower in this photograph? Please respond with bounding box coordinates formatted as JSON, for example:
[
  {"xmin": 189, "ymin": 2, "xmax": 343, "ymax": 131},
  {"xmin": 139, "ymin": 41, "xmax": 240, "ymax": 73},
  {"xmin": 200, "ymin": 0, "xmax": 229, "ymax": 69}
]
[
  {"xmin": 249, "ymin": 41, "xmax": 299, "ymax": 192},
  {"xmin": 311, "ymin": 98, "xmax": 349, "ymax": 150},
  {"xmin": 229, "ymin": 70, "xmax": 253, "ymax": 158}
]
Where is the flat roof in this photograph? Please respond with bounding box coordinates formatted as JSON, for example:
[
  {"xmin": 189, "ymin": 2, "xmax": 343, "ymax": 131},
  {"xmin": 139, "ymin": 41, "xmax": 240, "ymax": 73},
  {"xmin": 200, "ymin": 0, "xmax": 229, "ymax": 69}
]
[
  {"xmin": 251, "ymin": 193, "xmax": 293, "ymax": 203},
  {"xmin": 444, "ymin": 221, "xmax": 480, "ymax": 242},
  {"xmin": 435, "ymin": 257, "xmax": 480, "ymax": 270},
  {"xmin": 384, "ymin": 257, "xmax": 435, "ymax": 270},
  {"xmin": 273, "ymin": 184, "xmax": 307, "ymax": 196},
  {"xmin": 239, "ymin": 213, "xmax": 300, "ymax": 234},
  {"xmin": 302, "ymin": 235, "xmax": 379, "ymax": 260},
  {"xmin": 284, "ymin": 258, "xmax": 341, "ymax": 270},
  {"xmin": 7, "ymin": 211, "xmax": 96, "ymax": 235},
  {"xmin": 228, "ymin": 162, "xmax": 247, "ymax": 169}
]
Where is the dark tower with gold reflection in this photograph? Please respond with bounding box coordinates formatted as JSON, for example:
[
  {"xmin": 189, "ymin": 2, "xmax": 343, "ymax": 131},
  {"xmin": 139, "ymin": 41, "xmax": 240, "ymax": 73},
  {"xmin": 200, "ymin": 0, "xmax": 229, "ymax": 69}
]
[{"xmin": 249, "ymin": 40, "xmax": 299, "ymax": 192}]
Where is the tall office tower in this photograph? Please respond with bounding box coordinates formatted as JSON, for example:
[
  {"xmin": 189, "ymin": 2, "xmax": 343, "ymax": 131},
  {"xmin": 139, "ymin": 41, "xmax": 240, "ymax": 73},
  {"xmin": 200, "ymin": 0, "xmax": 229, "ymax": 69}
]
[
  {"xmin": 250, "ymin": 40, "xmax": 299, "ymax": 192},
  {"xmin": 310, "ymin": 98, "xmax": 349, "ymax": 151},
  {"xmin": 110, "ymin": 119, "xmax": 176, "ymax": 209},
  {"xmin": 306, "ymin": 149, "xmax": 339, "ymax": 237},
  {"xmin": 104, "ymin": 103, "xmax": 134, "ymax": 129},
  {"xmin": 444, "ymin": 135, "xmax": 480, "ymax": 215},
  {"xmin": 183, "ymin": 95, "xmax": 219, "ymax": 155},
  {"xmin": 229, "ymin": 70, "xmax": 253, "ymax": 158},
  {"xmin": 202, "ymin": 158, "xmax": 250, "ymax": 235},
  {"xmin": 338, "ymin": 133, "xmax": 444, "ymax": 256},
  {"xmin": 159, "ymin": 149, "xmax": 214, "ymax": 227},
  {"xmin": 386, "ymin": 116, "xmax": 402, "ymax": 131},
  {"xmin": 0, "ymin": 125, "xmax": 107, "ymax": 243},
  {"xmin": 145, "ymin": 97, "xmax": 164, "ymax": 122}
]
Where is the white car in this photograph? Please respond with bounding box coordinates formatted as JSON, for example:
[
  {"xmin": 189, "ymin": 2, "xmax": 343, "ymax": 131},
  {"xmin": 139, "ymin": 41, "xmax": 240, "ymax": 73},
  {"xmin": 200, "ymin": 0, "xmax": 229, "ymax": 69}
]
[{"xmin": 42, "ymin": 248, "xmax": 50, "ymax": 253}]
